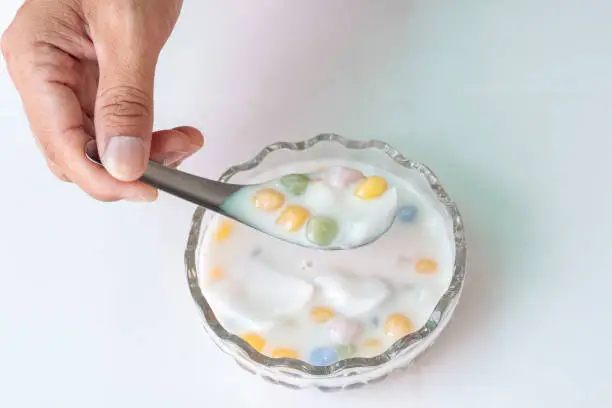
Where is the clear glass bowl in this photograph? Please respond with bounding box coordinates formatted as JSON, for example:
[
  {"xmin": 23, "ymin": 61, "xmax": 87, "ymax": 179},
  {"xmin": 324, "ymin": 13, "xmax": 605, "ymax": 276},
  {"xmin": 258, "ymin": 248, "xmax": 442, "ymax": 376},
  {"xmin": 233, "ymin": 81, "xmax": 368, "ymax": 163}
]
[{"xmin": 184, "ymin": 134, "xmax": 467, "ymax": 390}]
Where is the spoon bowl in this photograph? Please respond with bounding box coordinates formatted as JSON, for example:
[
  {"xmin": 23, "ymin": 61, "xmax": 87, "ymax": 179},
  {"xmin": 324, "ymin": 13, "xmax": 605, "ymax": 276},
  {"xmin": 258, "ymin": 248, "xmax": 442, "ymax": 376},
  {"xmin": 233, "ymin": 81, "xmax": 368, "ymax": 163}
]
[{"xmin": 85, "ymin": 142, "xmax": 396, "ymax": 250}]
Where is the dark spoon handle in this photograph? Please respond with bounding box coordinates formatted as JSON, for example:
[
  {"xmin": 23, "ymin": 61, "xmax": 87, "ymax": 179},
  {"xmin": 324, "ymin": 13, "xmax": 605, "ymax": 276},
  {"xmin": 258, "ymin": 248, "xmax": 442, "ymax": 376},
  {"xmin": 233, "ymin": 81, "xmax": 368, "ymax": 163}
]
[{"xmin": 85, "ymin": 141, "xmax": 242, "ymax": 211}]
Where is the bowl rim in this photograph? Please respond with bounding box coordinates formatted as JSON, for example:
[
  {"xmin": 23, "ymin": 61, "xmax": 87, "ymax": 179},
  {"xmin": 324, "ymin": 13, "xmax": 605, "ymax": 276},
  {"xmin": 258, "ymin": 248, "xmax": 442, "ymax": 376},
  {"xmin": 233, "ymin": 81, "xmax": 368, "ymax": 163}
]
[{"xmin": 184, "ymin": 133, "xmax": 467, "ymax": 376}]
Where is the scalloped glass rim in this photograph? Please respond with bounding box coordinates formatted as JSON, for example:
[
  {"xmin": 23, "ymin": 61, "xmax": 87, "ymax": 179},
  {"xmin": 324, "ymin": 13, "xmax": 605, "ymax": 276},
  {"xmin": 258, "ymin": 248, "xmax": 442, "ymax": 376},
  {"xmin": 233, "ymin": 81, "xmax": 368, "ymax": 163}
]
[{"xmin": 185, "ymin": 133, "xmax": 467, "ymax": 377}]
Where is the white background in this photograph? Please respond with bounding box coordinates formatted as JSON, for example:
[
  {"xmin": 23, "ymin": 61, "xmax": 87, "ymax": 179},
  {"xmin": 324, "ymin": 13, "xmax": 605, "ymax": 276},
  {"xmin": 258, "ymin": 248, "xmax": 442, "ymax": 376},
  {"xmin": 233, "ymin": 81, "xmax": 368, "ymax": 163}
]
[{"xmin": 1, "ymin": 0, "xmax": 612, "ymax": 406}]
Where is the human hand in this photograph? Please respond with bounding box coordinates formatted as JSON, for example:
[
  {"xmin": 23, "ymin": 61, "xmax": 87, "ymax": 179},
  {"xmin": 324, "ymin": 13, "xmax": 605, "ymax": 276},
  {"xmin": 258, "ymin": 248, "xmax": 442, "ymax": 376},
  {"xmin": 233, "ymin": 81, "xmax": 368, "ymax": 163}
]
[{"xmin": 1, "ymin": 0, "xmax": 204, "ymax": 202}]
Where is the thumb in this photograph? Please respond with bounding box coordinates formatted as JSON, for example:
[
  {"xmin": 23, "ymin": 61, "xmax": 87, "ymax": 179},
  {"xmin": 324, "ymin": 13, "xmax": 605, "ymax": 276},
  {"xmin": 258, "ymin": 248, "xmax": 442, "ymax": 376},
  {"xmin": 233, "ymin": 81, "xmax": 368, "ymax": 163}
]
[{"xmin": 94, "ymin": 32, "xmax": 158, "ymax": 182}]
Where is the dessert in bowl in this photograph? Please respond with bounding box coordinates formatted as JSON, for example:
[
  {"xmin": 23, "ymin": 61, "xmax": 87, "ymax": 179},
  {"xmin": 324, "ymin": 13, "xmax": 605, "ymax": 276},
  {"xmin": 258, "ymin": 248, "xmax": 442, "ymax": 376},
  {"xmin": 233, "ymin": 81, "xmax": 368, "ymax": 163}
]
[{"xmin": 185, "ymin": 134, "xmax": 466, "ymax": 390}]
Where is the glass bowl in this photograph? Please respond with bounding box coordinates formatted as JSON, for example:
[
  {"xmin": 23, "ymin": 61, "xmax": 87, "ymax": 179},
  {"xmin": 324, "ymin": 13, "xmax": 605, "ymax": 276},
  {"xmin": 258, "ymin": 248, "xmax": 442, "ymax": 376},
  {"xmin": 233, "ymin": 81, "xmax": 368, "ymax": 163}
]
[{"xmin": 184, "ymin": 134, "xmax": 467, "ymax": 390}]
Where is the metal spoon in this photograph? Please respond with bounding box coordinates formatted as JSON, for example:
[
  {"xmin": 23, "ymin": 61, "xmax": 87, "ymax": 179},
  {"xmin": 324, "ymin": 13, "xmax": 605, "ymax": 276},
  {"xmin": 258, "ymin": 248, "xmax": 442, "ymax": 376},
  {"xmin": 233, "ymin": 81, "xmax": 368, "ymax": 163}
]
[
  {"xmin": 85, "ymin": 143, "xmax": 394, "ymax": 250},
  {"xmin": 86, "ymin": 142, "xmax": 241, "ymax": 213}
]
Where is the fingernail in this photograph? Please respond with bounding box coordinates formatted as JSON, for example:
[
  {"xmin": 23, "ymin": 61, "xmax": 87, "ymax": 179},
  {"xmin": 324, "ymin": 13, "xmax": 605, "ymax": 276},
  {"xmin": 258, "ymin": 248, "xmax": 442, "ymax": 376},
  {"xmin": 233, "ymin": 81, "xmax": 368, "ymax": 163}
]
[
  {"xmin": 159, "ymin": 150, "xmax": 191, "ymax": 167},
  {"xmin": 102, "ymin": 136, "xmax": 147, "ymax": 181},
  {"xmin": 190, "ymin": 143, "xmax": 203, "ymax": 151},
  {"xmin": 125, "ymin": 188, "xmax": 158, "ymax": 203}
]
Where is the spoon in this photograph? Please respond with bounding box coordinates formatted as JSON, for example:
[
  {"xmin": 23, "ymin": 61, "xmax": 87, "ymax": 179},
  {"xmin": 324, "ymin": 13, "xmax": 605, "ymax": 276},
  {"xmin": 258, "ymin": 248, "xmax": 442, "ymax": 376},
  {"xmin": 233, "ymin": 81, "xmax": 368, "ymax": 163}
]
[{"xmin": 85, "ymin": 143, "xmax": 395, "ymax": 250}]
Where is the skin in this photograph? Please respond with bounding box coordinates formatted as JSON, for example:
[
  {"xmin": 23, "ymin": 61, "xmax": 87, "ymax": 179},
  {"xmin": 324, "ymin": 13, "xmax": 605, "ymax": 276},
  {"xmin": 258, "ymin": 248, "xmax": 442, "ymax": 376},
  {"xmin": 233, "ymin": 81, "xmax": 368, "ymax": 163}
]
[{"xmin": 1, "ymin": 0, "xmax": 204, "ymax": 202}]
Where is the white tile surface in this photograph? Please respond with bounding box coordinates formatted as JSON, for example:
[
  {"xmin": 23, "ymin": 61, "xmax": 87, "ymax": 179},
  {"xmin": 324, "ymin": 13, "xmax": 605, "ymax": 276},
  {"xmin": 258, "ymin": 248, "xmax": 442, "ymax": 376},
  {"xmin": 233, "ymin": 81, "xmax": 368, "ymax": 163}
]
[{"xmin": 1, "ymin": 0, "xmax": 611, "ymax": 406}]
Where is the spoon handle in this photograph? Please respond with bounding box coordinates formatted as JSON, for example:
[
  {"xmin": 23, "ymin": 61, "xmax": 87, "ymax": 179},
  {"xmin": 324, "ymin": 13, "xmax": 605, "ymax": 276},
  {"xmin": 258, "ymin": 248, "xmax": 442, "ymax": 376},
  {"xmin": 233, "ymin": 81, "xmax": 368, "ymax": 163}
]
[
  {"xmin": 141, "ymin": 161, "xmax": 240, "ymax": 210},
  {"xmin": 84, "ymin": 142, "xmax": 241, "ymax": 211}
]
